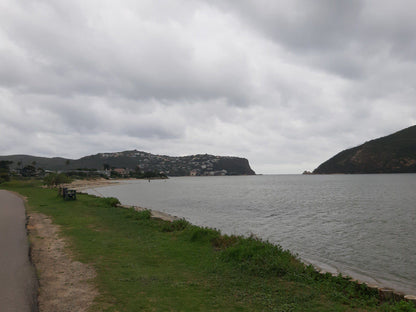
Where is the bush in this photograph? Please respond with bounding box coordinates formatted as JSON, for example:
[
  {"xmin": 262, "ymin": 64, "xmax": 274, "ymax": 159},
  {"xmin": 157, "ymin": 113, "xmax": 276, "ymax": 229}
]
[
  {"xmin": 219, "ymin": 236, "xmax": 302, "ymax": 277},
  {"xmin": 385, "ymin": 301, "xmax": 416, "ymax": 312},
  {"xmin": 43, "ymin": 173, "xmax": 71, "ymax": 187},
  {"xmin": 161, "ymin": 218, "xmax": 190, "ymax": 232},
  {"xmin": 188, "ymin": 227, "xmax": 221, "ymax": 243},
  {"xmin": 0, "ymin": 160, "xmax": 13, "ymax": 184},
  {"xmin": 103, "ymin": 197, "xmax": 120, "ymax": 207},
  {"xmin": 0, "ymin": 173, "xmax": 10, "ymax": 184},
  {"xmin": 125, "ymin": 208, "xmax": 152, "ymax": 220},
  {"xmin": 211, "ymin": 234, "xmax": 239, "ymax": 250},
  {"xmin": 136, "ymin": 209, "xmax": 152, "ymax": 220}
]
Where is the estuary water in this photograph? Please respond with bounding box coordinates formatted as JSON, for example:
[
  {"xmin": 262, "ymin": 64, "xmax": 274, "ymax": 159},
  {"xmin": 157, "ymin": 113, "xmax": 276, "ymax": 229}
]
[{"xmin": 86, "ymin": 174, "xmax": 416, "ymax": 294}]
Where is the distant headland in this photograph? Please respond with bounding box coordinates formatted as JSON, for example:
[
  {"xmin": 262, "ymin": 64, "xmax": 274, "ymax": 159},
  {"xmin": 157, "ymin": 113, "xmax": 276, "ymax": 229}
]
[
  {"xmin": 0, "ymin": 150, "xmax": 255, "ymax": 177},
  {"xmin": 313, "ymin": 125, "xmax": 416, "ymax": 174}
]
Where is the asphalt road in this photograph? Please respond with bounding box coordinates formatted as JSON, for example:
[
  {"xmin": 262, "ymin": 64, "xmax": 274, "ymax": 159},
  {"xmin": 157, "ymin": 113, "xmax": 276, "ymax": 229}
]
[{"xmin": 0, "ymin": 190, "xmax": 38, "ymax": 312}]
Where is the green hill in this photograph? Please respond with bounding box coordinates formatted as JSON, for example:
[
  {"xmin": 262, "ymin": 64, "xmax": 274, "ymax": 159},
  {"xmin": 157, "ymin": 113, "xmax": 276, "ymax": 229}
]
[{"xmin": 313, "ymin": 125, "xmax": 416, "ymax": 174}]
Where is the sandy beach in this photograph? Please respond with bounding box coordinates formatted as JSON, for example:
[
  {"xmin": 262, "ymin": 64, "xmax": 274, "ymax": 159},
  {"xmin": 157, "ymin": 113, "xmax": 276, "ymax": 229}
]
[{"xmin": 64, "ymin": 178, "xmax": 122, "ymax": 191}]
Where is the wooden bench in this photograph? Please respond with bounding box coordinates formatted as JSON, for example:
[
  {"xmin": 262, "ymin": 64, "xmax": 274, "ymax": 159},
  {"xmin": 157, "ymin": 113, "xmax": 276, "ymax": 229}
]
[{"xmin": 60, "ymin": 187, "xmax": 77, "ymax": 200}]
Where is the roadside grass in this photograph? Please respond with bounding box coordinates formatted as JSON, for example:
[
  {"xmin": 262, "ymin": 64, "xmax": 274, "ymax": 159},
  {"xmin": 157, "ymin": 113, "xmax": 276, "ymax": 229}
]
[{"xmin": 2, "ymin": 180, "xmax": 415, "ymax": 312}]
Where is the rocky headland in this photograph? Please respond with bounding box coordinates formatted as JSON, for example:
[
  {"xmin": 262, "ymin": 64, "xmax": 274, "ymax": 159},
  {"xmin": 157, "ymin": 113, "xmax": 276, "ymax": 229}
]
[{"xmin": 313, "ymin": 125, "xmax": 416, "ymax": 174}]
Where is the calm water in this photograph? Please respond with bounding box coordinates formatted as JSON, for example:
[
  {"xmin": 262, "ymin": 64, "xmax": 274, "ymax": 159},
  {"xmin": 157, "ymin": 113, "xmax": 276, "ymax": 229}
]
[{"xmin": 87, "ymin": 174, "xmax": 416, "ymax": 294}]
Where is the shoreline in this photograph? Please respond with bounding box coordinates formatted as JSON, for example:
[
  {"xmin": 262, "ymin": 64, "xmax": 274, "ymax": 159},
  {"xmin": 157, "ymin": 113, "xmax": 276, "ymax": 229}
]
[
  {"xmin": 65, "ymin": 178, "xmax": 124, "ymax": 190},
  {"xmin": 3, "ymin": 180, "xmax": 416, "ymax": 310},
  {"xmin": 68, "ymin": 178, "xmax": 416, "ymax": 302},
  {"xmin": 302, "ymin": 256, "xmax": 416, "ymax": 297},
  {"xmin": 67, "ymin": 177, "xmax": 166, "ymax": 192},
  {"xmin": 122, "ymin": 201, "xmax": 416, "ymax": 301},
  {"xmin": 67, "ymin": 177, "xmax": 169, "ymax": 190},
  {"xmin": 68, "ymin": 179, "xmax": 179, "ymax": 222},
  {"xmin": 304, "ymin": 259, "xmax": 416, "ymax": 302}
]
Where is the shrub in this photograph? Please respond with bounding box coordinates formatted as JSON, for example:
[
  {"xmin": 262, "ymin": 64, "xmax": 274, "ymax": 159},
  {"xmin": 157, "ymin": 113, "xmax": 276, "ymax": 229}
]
[
  {"xmin": 219, "ymin": 236, "xmax": 302, "ymax": 277},
  {"xmin": 161, "ymin": 218, "xmax": 190, "ymax": 232},
  {"xmin": 103, "ymin": 197, "xmax": 120, "ymax": 207},
  {"xmin": 125, "ymin": 209, "xmax": 152, "ymax": 220},
  {"xmin": 43, "ymin": 172, "xmax": 71, "ymax": 187},
  {"xmin": 188, "ymin": 226, "xmax": 221, "ymax": 243},
  {"xmin": 135, "ymin": 209, "xmax": 152, "ymax": 220},
  {"xmin": 211, "ymin": 234, "xmax": 239, "ymax": 250},
  {"xmin": 385, "ymin": 301, "xmax": 416, "ymax": 312},
  {"xmin": 0, "ymin": 160, "xmax": 12, "ymax": 184}
]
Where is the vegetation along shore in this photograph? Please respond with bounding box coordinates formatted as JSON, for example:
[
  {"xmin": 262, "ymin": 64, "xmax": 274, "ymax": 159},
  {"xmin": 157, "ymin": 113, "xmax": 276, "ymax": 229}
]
[{"xmin": 1, "ymin": 179, "xmax": 416, "ymax": 311}]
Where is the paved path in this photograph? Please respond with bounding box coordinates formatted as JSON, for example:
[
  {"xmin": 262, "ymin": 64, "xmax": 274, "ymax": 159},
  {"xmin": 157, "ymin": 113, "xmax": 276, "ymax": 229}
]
[{"xmin": 0, "ymin": 190, "xmax": 38, "ymax": 312}]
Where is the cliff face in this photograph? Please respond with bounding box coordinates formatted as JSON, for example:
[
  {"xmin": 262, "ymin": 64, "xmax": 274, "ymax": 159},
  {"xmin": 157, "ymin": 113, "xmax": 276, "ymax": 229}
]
[
  {"xmin": 212, "ymin": 157, "xmax": 255, "ymax": 175},
  {"xmin": 0, "ymin": 150, "xmax": 256, "ymax": 176},
  {"xmin": 313, "ymin": 125, "xmax": 416, "ymax": 174}
]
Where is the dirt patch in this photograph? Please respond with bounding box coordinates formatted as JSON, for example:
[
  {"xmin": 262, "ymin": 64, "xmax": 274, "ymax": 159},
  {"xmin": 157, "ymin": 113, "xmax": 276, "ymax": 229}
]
[
  {"xmin": 64, "ymin": 178, "xmax": 123, "ymax": 191},
  {"xmin": 28, "ymin": 213, "xmax": 98, "ymax": 312}
]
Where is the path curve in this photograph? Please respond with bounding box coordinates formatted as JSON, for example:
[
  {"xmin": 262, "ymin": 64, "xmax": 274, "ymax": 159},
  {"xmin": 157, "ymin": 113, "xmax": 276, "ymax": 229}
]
[{"xmin": 0, "ymin": 190, "xmax": 38, "ymax": 312}]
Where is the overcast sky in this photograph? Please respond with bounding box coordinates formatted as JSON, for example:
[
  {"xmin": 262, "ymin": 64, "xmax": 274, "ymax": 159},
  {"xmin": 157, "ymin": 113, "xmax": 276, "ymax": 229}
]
[{"xmin": 1, "ymin": 0, "xmax": 416, "ymax": 173}]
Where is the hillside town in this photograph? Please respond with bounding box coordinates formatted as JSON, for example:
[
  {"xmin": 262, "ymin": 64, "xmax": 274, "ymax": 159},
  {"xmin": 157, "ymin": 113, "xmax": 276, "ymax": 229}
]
[
  {"xmin": 99, "ymin": 151, "xmax": 240, "ymax": 176},
  {"xmin": 0, "ymin": 150, "xmax": 255, "ymax": 179}
]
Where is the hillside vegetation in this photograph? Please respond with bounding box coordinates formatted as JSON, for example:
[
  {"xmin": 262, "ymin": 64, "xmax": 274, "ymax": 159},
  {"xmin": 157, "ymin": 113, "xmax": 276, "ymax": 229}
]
[{"xmin": 314, "ymin": 125, "xmax": 416, "ymax": 174}]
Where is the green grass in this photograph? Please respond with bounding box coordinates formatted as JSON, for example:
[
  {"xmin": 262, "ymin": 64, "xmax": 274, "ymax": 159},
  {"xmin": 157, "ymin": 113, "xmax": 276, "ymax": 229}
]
[{"xmin": 2, "ymin": 180, "xmax": 415, "ymax": 312}]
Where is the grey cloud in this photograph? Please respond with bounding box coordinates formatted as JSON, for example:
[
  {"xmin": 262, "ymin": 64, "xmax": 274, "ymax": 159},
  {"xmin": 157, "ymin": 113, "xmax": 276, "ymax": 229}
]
[
  {"xmin": 0, "ymin": 1, "xmax": 254, "ymax": 106},
  {"xmin": 210, "ymin": 0, "xmax": 416, "ymax": 80},
  {"xmin": 210, "ymin": 0, "xmax": 363, "ymax": 51}
]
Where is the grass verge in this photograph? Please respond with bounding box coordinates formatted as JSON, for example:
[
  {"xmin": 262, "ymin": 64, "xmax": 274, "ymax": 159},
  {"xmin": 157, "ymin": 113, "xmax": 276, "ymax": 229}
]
[{"xmin": 2, "ymin": 180, "xmax": 415, "ymax": 312}]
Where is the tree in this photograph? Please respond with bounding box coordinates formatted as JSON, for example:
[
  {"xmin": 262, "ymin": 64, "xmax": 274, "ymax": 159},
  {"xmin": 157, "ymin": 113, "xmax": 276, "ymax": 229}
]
[
  {"xmin": 130, "ymin": 165, "xmax": 142, "ymax": 178},
  {"xmin": 43, "ymin": 173, "xmax": 71, "ymax": 187},
  {"xmin": 21, "ymin": 165, "xmax": 37, "ymax": 177},
  {"xmin": 0, "ymin": 161, "xmax": 13, "ymax": 183}
]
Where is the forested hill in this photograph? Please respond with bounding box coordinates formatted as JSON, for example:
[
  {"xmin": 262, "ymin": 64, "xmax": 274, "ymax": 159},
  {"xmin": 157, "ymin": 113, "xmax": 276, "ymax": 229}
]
[
  {"xmin": 313, "ymin": 125, "xmax": 416, "ymax": 174},
  {"xmin": 0, "ymin": 150, "xmax": 255, "ymax": 176}
]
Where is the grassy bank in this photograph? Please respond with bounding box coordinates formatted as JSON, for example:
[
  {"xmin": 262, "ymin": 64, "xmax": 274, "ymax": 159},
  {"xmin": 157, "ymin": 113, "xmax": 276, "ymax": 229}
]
[{"xmin": 2, "ymin": 180, "xmax": 415, "ymax": 312}]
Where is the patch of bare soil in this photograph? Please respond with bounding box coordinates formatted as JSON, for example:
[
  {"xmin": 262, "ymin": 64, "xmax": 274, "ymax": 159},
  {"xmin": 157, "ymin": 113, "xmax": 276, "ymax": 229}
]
[
  {"xmin": 28, "ymin": 213, "xmax": 98, "ymax": 312},
  {"xmin": 61, "ymin": 178, "xmax": 118, "ymax": 191}
]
